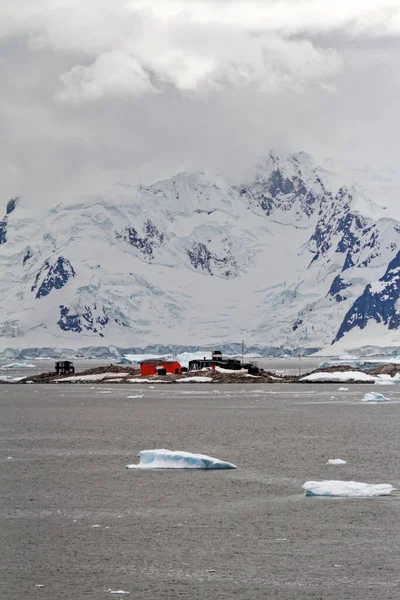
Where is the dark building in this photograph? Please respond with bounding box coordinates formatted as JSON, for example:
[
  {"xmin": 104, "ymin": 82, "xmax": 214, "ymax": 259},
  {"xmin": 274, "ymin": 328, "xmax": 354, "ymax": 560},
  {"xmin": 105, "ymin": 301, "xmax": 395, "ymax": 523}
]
[
  {"xmin": 55, "ymin": 361, "xmax": 75, "ymax": 375},
  {"xmin": 188, "ymin": 350, "xmax": 243, "ymax": 372}
]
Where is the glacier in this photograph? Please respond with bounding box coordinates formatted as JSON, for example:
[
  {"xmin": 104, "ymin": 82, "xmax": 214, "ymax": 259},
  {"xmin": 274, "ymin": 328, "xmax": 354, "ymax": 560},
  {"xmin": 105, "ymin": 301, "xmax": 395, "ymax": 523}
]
[
  {"xmin": 302, "ymin": 481, "xmax": 395, "ymax": 497},
  {"xmin": 126, "ymin": 449, "xmax": 237, "ymax": 470},
  {"xmin": 1, "ymin": 150, "xmax": 400, "ymax": 355}
]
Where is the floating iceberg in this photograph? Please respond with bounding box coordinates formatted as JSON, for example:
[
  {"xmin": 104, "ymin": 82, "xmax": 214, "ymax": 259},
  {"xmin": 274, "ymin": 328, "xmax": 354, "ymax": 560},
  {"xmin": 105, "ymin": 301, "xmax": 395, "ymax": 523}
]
[
  {"xmin": 362, "ymin": 392, "xmax": 391, "ymax": 403},
  {"xmin": 126, "ymin": 449, "xmax": 237, "ymax": 470},
  {"xmin": 327, "ymin": 459, "xmax": 347, "ymax": 465},
  {"xmin": 303, "ymin": 480, "xmax": 394, "ymax": 497}
]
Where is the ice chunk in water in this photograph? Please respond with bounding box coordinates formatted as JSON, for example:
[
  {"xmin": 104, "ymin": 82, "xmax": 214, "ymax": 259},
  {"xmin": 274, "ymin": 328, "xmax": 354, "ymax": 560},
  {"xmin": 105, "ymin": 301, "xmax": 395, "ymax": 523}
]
[
  {"xmin": 303, "ymin": 480, "xmax": 394, "ymax": 497},
  {"xmin": 327, "ymin": 459, "xmax": 347, "ymax": 465},
  {"xmin": 362, "ymin": 392, "xmax": 391, "ymax": 403},
  {"xmin": 126, "ymin": 449, "xmax": 237, "ymax": 470}
]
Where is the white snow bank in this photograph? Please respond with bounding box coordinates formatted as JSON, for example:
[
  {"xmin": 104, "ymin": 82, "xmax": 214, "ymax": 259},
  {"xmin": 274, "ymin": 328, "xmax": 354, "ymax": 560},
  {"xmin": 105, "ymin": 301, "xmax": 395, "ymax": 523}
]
[
  {"xmin": 374, "ymin": 374, "xmax": 400, "ymax": 386},
  {"xmin": 327, "ymin": 459, "xmax": 347, "ymax": 465},
  {"xmin": 362, "ymin": 392, "xmax": 391, "ymax": 403},
  {"xmin": 215, "ymin": 366, "xmax": 247, "ymax": 374},
  {"xmin": 300, "ymin": 371, "xmax": 377, "ymax": 383},
  {"xmin": 303, "ymin": 480, "xmax": 394, "ymax": 497},
  {"xmin": 56, "ymin": 372, "xmax": 129, "ymax": 382},
  {"xmin": 177, "ymin": 377, "xmax": 212, "ymax": 383},
  {"xmin": 126, "ymin": 449, "xmax": 237, "ymax": 470},
  {"xmin": 0, "ymin": 375, "xmax": 26, "ymax": 382},
  {"xmin": 1, "ymin": 362, "xmax": 35, "ymax": 369},
  {"xmin": 127, "ymin": 378, "xmax": 169, "ymax": 383}
]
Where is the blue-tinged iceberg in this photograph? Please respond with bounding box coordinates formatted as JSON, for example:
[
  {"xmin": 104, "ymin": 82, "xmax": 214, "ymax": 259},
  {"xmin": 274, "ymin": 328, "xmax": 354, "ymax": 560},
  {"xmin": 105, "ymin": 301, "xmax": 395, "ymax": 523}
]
[
  {"xmin": 303, "ymin": 480, "xmax": 394, "ymax": 497},
  {"xmin": 362, "ymin": 392, "xmax": 391, "ymax": 403},
  {"xmin": 126, "ymin": 449, "xmax": 237, "ymax": 470}
]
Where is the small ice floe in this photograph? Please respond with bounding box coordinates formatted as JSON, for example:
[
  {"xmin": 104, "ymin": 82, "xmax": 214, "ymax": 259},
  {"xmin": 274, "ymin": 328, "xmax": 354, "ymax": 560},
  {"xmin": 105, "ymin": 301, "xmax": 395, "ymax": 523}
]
[
  {"xmin": 362, "ymin": 392, "xmax": 391, "ymax": 403},
  {"xmin": 302, "ymin": 480, "xmax": 395, "ymax": 497},
  {"xmin": 338, "ymin": 387, "xmax": 348, "ymax": 391},
  {"xmin": 327, "ymin": 459, "xmax": 347, "ymax": 465},
  {"xmin": 126, "ymin": 449, "xmax": 237, "ymax": 470},
  {"xmin": 105, "ymin": 590, "xmax": 130, "ymax": 595}
]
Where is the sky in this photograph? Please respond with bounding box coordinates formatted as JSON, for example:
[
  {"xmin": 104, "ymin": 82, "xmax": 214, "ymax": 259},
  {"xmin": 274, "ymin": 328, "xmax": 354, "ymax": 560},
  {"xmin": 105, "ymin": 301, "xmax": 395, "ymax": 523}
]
[{"xmin": 2, "ymin": 0, "xmax": 400, "ymax": 207}]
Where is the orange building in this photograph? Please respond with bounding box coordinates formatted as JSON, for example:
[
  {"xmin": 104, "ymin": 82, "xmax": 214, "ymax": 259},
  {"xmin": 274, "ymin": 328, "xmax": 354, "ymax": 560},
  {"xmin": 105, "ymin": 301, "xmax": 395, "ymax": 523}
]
[{"xmin": 140, "ymin": 359, "xmax": 182, "ymax": 377}]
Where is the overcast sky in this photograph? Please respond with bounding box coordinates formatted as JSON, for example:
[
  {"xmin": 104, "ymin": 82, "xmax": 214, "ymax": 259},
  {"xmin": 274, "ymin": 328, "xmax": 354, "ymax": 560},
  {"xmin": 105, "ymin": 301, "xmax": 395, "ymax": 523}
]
[{"xmin": 2, "ymin": 0, "xmax": 400, "ymax": 207}]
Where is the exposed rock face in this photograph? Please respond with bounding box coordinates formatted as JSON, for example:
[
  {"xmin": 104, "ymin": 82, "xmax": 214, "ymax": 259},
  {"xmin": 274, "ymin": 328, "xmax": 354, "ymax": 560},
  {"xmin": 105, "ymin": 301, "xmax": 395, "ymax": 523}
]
[
  {"xmin": 32, "ymin": 257, "xmax": 76, "ymax": 299},
  {"xmin": 334, "ymin": 251, "xmax": 400, "ymax": 342}
]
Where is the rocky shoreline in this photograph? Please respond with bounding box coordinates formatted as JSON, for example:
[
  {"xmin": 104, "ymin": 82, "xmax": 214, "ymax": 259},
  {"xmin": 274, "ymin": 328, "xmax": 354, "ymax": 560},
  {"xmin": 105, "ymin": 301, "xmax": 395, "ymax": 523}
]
[{"xmin": 7, "ymin": 362, "xmax": 400, "ymax": 385}]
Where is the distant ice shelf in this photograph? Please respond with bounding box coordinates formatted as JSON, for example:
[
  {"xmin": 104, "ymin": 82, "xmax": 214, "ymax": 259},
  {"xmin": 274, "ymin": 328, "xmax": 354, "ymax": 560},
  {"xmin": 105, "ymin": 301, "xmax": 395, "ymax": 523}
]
[
  {"xmin": 1, "ymin": 362, "xmax": 35, "ymax": 369},
  {"xmin": 126, "ymin": 449, "xmax": 237, "ymax": 470}
]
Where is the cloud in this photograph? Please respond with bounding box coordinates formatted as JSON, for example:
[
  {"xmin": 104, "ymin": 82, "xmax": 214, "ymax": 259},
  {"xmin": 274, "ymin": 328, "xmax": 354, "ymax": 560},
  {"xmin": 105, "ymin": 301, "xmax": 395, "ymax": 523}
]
[
  {"xmin": 2, "ymin": 0, "xmax": 399, "ymax": 105},
  {"xmin": 1, "ymin": 1, "xmax": 400, "ymax": 208}
]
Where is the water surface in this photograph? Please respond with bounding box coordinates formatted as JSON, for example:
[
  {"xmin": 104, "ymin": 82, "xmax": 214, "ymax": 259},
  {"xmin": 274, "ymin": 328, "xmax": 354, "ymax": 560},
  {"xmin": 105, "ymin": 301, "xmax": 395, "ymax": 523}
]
[{"xmin": 1, "ymin": 384, "xmax": 399, "ymax": 599}]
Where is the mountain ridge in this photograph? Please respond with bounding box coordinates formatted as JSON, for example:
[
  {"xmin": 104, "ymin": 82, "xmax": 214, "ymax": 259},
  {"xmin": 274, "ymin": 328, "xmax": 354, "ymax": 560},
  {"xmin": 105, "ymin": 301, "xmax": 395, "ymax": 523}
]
[{"xmin": 1, "ymin": 150, "xmax": 399, "ymax": 355}]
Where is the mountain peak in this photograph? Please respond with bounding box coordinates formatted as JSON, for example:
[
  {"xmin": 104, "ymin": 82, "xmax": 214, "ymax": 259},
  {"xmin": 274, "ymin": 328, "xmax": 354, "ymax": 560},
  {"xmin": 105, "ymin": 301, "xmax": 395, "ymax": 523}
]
[{"xmin": 1, "ymin": 150, "xmax": 399, "ymax": 354}]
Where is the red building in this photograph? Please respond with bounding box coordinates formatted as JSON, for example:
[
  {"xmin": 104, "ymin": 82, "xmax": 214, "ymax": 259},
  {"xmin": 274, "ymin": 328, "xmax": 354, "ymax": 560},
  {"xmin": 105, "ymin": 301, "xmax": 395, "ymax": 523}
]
[{"xmin": 140, "ymin": 359, "xmax": 182, "ymax": 377}]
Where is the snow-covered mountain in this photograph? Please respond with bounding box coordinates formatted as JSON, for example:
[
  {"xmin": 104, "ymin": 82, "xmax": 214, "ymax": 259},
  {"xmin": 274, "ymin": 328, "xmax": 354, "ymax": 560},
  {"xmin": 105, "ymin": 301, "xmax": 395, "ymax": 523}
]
[{"xmin": 1, "ymin": 151, "xmax": 399, "ymax": 357}]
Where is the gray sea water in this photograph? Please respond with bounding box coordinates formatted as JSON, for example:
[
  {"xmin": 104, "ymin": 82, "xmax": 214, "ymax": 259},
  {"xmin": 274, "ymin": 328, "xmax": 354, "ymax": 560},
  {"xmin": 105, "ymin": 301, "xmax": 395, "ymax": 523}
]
[{"xmin": 1, "ymin": 383, "xmax": 400, "ymax": 599}]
